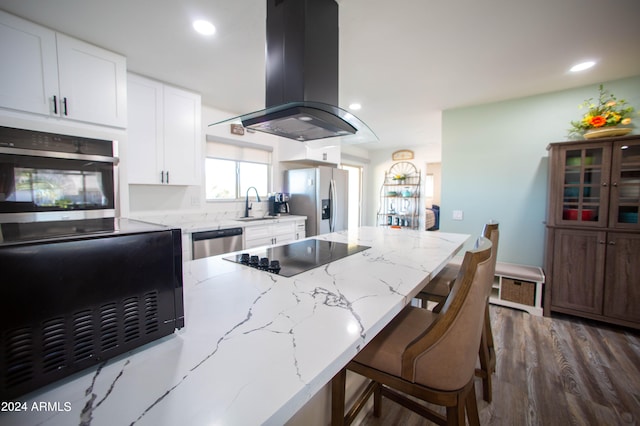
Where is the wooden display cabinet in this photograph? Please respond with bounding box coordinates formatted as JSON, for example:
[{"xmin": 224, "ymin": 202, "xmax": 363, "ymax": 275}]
[{"xmin": 544, "ymin": 136, "xmax": 640, "ymax": 329}]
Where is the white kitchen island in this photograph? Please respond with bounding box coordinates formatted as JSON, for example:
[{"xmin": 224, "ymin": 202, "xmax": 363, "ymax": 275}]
[{"xmin": 0, "ymin": 227, "xmax": 469, "ymax": 426}]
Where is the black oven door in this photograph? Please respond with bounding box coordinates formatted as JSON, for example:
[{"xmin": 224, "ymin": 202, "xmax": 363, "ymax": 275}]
[
  {"xmin": 0, "ymin": 152, "xmax": 116, "ymax": 222},
  {"xmin": 0, "ymin": 126, "xmax": 117, "ymax": 223}
]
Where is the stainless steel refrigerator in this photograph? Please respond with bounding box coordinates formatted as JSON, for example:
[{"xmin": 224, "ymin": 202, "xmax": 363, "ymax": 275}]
[{"xmin": 284, "ymin": 166, "xmax": 348, "ymax": 236}]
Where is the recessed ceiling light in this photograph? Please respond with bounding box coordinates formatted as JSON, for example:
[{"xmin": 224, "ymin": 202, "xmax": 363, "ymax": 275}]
[
  {"xmin": 570, "ymin": 61, "xmax": 596, "ymax": 72},
  {"xmin": 348, "ymin": 103, "xmax": 362, "ymax": 110},
  {"xmin": 193, "ymin": 20, "xmax": 216, "ymax": 36}
]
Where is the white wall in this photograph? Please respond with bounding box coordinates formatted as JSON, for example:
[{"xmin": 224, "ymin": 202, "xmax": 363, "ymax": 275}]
[{"xmin": 440, "ymin": 75, "xmax": 640, "ymax": 266}]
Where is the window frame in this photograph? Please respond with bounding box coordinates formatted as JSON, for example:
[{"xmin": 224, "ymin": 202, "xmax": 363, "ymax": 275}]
[{"xmin": 205, "ymin": 157, "xmax": 271, "ymax": 201}]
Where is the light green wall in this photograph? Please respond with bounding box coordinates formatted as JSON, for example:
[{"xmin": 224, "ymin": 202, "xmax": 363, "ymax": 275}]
[{"xmin": 441, "ymin": 75, "xmax": 640, "ymax": 267}]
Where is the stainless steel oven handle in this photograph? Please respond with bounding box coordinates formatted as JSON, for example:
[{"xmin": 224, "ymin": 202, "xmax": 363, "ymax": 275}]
[{"xmin": 0, "ymin": 146, "xmax": 118, "ymax": 163}]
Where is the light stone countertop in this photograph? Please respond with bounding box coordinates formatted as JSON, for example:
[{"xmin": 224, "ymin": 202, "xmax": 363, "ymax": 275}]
[
  {"xmin": 131, "ymin": 213, "xmax": 308, "ymax": 234},
  {"xmin": 0, "ymin": 227, "xmax": 469, "ymax": 426}
]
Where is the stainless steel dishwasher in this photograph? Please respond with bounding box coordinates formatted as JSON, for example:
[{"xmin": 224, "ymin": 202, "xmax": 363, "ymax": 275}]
[{"xmin": 192, "ymin": 227, "xmax": 243, "ymax": 260}]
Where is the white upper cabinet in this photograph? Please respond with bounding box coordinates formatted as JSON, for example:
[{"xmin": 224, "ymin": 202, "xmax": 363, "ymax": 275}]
[
  {"xmin": 0, "ymin": 11, "xmax": 58, "ymax": 116},
  {"xmin": 127, "ymin": 75, "xmax": 163, "ymax": 184},
  {"xmin": 127, "ymin": 73, "xmax": 202, "ymax": 186},
  {"xmin": 0, "ymin": 10, "xmax": 127, "ymax": 128},
  {"xmin": 56, "ymin": 34, "xmax": 127, "ymax": 127},
  {"xmin": 162, "ymin": 85, "xmax": 202, "ymax": 185},
  {"xmin": 279, "ymin": 139, "xmax": 341, "ymax": 165}
]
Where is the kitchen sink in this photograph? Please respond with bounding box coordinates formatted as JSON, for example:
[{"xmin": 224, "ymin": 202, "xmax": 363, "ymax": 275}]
[{"xmin": 235, "ymin": 216, "xmax": 278, "ymax": 222}]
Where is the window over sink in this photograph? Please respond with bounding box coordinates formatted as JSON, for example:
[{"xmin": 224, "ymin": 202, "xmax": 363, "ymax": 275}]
[{"xmin": 205, "ymin": 139, "xmax": 271, "ymax": 200}]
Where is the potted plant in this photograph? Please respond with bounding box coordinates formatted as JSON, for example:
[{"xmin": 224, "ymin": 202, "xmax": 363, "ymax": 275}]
[
  {"xmin": 569, "ymin": 84, "xmax": 635, "ymax": 139},
  {"xmin": 391, "ymin": 174, "xmax": 406, "ymax": 184}
]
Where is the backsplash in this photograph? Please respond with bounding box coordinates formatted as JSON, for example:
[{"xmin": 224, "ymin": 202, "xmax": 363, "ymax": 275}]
[
  {"xmin": 128, "ymin": 184, "xmax": 269, "ymax": 224},
  {"xmin": 129, "ymin": 200, "xmax": 270, "ymax": 226}
]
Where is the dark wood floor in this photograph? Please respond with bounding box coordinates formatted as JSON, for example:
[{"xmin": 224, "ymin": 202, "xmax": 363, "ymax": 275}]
[{"xmin": 358, "ymin": 305, "xmax": 640, "ymax": 425}]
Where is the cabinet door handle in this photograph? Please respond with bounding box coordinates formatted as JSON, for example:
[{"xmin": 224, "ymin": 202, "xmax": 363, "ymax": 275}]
[
  {"xmin": 166, "ymin": 171, "xmax": 169, "ymax": 184},
  {"xmin": 62, "ymin": 97, "xmax": 68, "ymax": 116},
  {"xmin": 53, "ymin": 95, "xmax": 58, "ymax": 114},
  {"xmin": 602, "ymin": 182, "xmax": 608, "ymax": 187},
  {"xmin": 599, "ymin": 240, "xmax": 606, "ymax": 244},
  {"xmin": 160, "ymin": 171, "xmax": 165, "ymax": 183},
  {"xmin": 612, "ymin": 182, "xmax": 618, "ymax": 187},
  {"xmin": 608, "ymin": 241, "xmax": 616, "ymax": 245}
]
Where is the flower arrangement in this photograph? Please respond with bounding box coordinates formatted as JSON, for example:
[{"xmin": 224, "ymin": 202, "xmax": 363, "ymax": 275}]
[
  {"xmin": 391, "ymin": 174, "xmax": 406, "ymax": 181},
  {"xmin": 570, "ymin": 85, "xmax": 635, "ymax": 135}
]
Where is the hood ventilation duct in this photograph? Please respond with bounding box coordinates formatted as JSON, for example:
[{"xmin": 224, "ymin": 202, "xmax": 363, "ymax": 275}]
[{"xmin": 211, "ymin": 0, "xmax": 377, "ymax": 143}]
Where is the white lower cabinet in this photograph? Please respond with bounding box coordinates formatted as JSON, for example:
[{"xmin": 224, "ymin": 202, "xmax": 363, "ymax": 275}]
[
  {"xmin": 244, "ymin": 221, "xmax": 297, "ymax": 249},
  {"xmin": 127, "ymin": 73, "xmax": 201, "ymax": 185},
  {"xmin": 0, "ymin": 10, "xmax": 127, "ymax": 128}
]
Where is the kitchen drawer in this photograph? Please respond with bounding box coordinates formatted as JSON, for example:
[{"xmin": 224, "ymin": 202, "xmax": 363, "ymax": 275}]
[
  {"xmin": 272, "ymin": 221, "xmax": 295, "ymax": 236},
  {"xmin": 243, "ymin": 221, "xmax": 297, "ymax": 249},
  {"xmin": 244, "ymin": 225, "xmax": 272, "ymax": 240}
]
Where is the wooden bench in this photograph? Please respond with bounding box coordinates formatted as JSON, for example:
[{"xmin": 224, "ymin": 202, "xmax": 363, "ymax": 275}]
[{"xmin": 445, "ymin": 258, "xmax": 545, "ymax": 316}]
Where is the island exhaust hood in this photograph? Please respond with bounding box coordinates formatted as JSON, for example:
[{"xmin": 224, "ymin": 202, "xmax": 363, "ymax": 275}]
[{"xmin": 211, "ymin": 0, "xmax": 377, "ymax": 143}]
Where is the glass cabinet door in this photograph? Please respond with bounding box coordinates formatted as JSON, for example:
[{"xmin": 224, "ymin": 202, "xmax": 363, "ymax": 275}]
[
  {"xmin": 609, "ymin": 139, "xmax": 640, "ymax": 228},
  {"xmin": 558, "ymin": 144, "xmax": 610, "ymax": 227}
]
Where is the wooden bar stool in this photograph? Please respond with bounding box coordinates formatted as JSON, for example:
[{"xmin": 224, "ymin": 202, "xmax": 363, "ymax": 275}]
[
  {"xmin": 332, "ymin": 236, "xmax": 494, "ymax": 426},
  {"xmin": 416, "ymin": 223, "xmax": 499, "ymax": 403}
]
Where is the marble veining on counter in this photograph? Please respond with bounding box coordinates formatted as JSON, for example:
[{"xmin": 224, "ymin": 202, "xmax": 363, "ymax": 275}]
[{"xmin": 0, "ymin": 227, "xmax": 469, "ymax": 426}]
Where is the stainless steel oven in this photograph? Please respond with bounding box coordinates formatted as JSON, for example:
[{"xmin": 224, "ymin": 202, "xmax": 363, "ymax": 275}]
[{"xmin": 0, "ymin": 126, "xmax": 118, "ymax": 223}]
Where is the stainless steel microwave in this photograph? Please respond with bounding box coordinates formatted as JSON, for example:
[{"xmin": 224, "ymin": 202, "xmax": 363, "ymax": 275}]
[{"xmin": 0, "ymin": 126, "xmax": 118, "ymax": 223}]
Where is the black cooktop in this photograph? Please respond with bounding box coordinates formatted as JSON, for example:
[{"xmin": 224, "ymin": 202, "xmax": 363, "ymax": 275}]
[{"xmin": 223, "ymin": 239, "xmax": 370, "ymax": 277}]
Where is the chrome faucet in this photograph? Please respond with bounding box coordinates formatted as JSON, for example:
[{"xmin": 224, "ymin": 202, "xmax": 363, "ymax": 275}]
[{"xmin": 244, "ymin": 186, "xmax": 261, "ymax": 218}]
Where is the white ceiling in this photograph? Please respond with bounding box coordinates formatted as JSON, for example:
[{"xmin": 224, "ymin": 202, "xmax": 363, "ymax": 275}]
[{"xmin": 2, "ymin": 0, "xmax": 640, "ymax": 159}]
